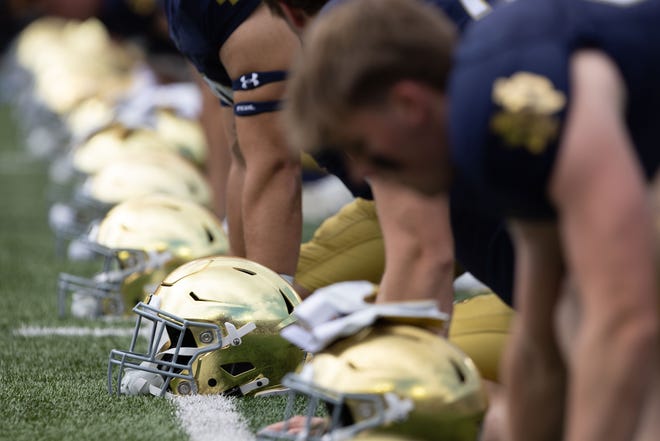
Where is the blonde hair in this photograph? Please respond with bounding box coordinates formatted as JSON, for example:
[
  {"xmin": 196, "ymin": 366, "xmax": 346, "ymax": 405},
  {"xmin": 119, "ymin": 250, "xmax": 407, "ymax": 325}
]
[{"xmin": 285, "ymin": 0, "xmax": 457, "ymax": 153}]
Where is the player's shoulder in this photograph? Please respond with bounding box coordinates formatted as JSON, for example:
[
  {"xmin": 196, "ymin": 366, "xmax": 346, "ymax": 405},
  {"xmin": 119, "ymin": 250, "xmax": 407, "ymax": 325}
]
[
  {"xmin": 164, "ymin": 0, "xmax": 262, "ymax": 43},
  {"xmin": 448, "ymin": 0, "xmax": 570, "ymax": 218},
  {"xmin": 163, "ymin": 0, "xmax": 262, "ymax": 82},
  {"xmin": 449, "ymin": 0, "xmax": 660, "ymax": 218}
]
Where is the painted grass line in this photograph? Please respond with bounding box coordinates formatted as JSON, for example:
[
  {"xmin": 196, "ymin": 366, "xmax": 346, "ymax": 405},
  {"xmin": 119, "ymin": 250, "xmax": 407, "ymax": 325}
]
[
  {"xmin": 14, "ymin": 325, "xmax": 138, "ymax": 338},
  {"xmin": 171, "ymin": 394, "xmax": 256, "ymax": 441}
]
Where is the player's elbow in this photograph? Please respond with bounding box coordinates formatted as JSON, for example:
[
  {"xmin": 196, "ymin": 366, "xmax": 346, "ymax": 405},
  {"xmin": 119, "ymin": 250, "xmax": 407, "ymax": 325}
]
[{"xmin": 251, "ymin": 152, "xmax": 301, "ymax": 183}]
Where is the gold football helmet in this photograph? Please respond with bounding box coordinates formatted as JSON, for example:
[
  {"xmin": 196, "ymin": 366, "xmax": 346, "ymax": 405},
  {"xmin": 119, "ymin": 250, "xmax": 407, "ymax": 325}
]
[
  {"xmin": 13, "ymin": 17, "xmax": 138, "ymax": 116},
  {"xmin": 49, "ymin": 149, "xmax": 213, "ymax": 250},
  {"xmin": 258, "ymin": 324, "xmax": 487, "ymax": 441},
  {"xmin": 58, "ymin": 194, "xmax": 228, "ymax": 318},
  {"xmin": 152, "ymin": 109, "xmax": 208, "ymax": 168},
  {"xmin": 108, "ymin": 256, "xmax": 306, "ymax": 397},
  {"xmin": 79, "ymin": 150, "xmax": 212, "ymax": 207},
  {"xmin": 71, "ymin": 122, "xmax": 205, "ymax": 176}
]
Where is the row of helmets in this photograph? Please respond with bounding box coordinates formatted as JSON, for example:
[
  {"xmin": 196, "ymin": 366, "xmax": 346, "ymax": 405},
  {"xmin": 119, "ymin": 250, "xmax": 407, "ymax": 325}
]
[
  {"xmin": 2, "ymin": 14, "xmax": 305, "ymax": 401},
  {"xmin": 1, "ymin": 15, "xmax": 488, "ymax": 441}
]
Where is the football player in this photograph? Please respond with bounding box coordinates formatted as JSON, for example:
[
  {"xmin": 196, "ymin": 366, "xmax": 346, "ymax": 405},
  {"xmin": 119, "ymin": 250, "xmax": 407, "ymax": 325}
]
[
  {"xmin": 265, "ymin": 0, "xmax": 514, "ymax": 375},
  {"xmin": 264, "ymin": 2, "xmax": 513, "ymax": 440},
  {"xmin": 284, "ymin": 0, "xmax": 660, "ymax": 440},
  {"xmin": 161, "ymin": 0, "xmax": 301, "ymax": 281}
]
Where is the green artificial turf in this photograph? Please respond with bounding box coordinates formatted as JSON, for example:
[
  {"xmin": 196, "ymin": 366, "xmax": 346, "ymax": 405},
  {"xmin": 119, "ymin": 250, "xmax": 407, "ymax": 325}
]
[
  {"xmin": 0, "ymin": 101, "xmax": 327, "ymax": 440},
  {"xmin": 0, "ymin": 103, "xmax": 189, "ymax": 441}
]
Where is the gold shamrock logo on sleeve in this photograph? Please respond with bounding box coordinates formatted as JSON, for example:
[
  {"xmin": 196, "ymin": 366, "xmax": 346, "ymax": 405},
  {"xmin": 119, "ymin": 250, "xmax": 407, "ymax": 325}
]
[{"xmin": 490, "ymin": 72, "xmax": 566, "ymax": 154}]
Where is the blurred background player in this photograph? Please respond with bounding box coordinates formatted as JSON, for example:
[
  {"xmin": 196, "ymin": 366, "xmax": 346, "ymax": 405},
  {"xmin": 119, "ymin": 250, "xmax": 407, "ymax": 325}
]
[
  {"xmin": 264, "ymin": 0, "xmax": 514, "ymax": 379},
  {"xmin": 284, "ymin": 0, "xmax": 660, "ymax": 440},
  {"xmin": 263, "ymin": 1, "xmax": 514, "ymax": 439}
]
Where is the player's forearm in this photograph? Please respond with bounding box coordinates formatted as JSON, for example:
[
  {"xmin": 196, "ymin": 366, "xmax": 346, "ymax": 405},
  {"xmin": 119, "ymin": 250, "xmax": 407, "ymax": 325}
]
[
  {"xmin": 506, "ymin": 221, "xmax": 566, "ymax": 441},
  {"xmin": 372, "ymin": 183, "xmax": 455, "ymax": 313},
  {"xmin": 557, "ymin": 186, "xmax": 658, "ymax": 441},
  {"xmin": 506, "ymin": 322, "xmax": 566, "ymax": 441},
  {"xmin": 242, "ymin": 161, "xmax": 302, "ymax": 275},
  {"xmin": 565, "ymin": 310, "xmax": 658, "ymax": 441},
  {"xmin": 202, "ymin": 121, "xmax": 231, "ymax": 219}
]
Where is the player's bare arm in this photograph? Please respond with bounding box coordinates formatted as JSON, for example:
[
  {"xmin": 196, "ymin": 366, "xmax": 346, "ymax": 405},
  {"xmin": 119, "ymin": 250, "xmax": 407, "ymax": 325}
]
[
  {"xmin": 220, "ymin": 4, "xmax": 302, "ymax": 276},
  {"xmin": 549, "ymin": 49, "xmax": 659, "ymax": 441},
  {"xmin": 371, "ymin": 177, "xmax": 455, "ymax": 317},
  {"xmin": 505, "ymin": 220, "xmax": 566, "ymax": 441},
  {"xmin": 221, "ymin": 105, "xmax": 247, "ymax": 258},
  {"xmin": 194, "ymin": 69, "xmax": 232, "ymax": 219}
]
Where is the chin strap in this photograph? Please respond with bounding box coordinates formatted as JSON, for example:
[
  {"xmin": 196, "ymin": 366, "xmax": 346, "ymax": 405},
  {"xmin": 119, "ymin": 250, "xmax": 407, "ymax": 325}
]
[{"xmin": 240, "ymin": 377, "xmax": 270, "ymax": 395}]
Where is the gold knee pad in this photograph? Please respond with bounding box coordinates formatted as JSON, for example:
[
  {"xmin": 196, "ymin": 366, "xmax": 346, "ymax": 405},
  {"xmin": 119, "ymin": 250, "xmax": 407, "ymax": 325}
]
[
  {"xmin": 449, "ymin": 293, "xmax": 514, "ymax": 383},
  {"xmin": 295, "ymin": 198, "xmax": 384, "ymax": 293}
]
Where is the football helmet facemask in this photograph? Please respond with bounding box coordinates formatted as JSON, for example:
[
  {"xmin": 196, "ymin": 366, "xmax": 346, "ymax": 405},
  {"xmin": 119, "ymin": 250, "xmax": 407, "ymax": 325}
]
[
  {"xmin": 57, "ymin": 194, "xmax": 228, "ymax": 318},
  {"xmin": 107, "ymin": 256, "xmax": 305, "ymax": 397},
  {"xmin": 258, "ymin": 324, "xmax": 487, "ymax": 441}
]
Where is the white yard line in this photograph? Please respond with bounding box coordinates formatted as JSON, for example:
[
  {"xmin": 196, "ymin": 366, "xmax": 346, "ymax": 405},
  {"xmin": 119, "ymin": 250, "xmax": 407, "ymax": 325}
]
[
  {"xmin": 14, "ymin": 325, "xmax": 137, "ymax": 338},
  {"xmin": 171, "ymin": 394, "xmax": 256, "ymax": 441},
  {"xmin": 15, "ymin": 325, "xmax": 258, "ymax": 441}
]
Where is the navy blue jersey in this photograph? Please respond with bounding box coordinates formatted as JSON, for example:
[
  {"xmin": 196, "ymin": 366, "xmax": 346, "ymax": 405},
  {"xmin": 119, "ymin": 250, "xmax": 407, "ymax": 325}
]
[
  {"xmin": 450, "ymin": 0, "xmax": 660, "ymax": 219},
  {"xmin": 163, "ymin": 0, "xmax": 261, "ymax": 103},
  {"xmin": 450, "ymin": 176, "xmax": 514, "ymax": 305}
]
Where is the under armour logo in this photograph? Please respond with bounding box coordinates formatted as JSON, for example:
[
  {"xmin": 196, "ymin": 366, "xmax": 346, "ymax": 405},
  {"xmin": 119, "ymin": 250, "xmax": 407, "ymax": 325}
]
[{"xmin": 240, "ymin": 73, "xmax": 260, "ymax": 89}]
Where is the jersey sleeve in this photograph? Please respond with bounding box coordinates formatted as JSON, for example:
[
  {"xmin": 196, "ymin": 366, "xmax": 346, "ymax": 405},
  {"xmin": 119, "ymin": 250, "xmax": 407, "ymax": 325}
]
[
  {"xmin": 449, "ymin": 1, "xmax": 570, "ymax": 220},
  {"xmin": 164, "ymin": 0, "xmax": 261, "ymax": 87}
]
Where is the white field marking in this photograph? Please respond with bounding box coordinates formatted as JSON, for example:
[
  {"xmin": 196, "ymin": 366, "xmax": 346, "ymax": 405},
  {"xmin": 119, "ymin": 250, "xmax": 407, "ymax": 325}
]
[
  {"xmin": 13, "ymin": 325, "xmax": 144, "ymax": 338},
  {"xmin": 170, "ymin": 394, "xmax": 256, "ymax": 441}
]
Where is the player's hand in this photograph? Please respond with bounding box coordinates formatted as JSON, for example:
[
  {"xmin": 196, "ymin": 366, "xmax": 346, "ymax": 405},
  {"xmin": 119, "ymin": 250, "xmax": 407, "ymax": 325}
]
[{"xmin": 258, "ymin": 415, "xmax": 329, "ymax": 437}]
